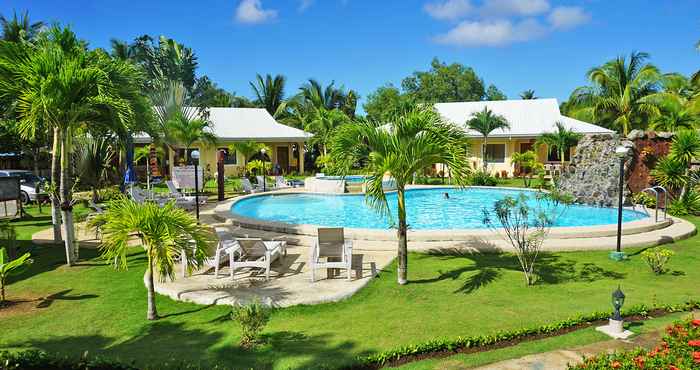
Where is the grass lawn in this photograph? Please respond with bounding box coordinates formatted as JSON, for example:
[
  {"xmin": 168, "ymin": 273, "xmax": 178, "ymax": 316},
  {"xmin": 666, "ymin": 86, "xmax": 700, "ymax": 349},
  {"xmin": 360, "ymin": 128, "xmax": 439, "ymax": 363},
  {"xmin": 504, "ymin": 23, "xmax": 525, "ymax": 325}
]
[{"xmin": 0, "ymin": 206, "xmax": 698, "ymax": 369}]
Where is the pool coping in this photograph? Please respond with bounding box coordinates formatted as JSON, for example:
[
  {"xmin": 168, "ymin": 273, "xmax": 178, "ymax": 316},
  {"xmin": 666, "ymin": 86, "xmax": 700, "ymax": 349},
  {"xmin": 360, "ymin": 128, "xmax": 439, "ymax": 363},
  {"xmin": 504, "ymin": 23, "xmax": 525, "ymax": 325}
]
[{"xmin": 215, "ymin": 186, "xmax": 673, "ymax": 242}]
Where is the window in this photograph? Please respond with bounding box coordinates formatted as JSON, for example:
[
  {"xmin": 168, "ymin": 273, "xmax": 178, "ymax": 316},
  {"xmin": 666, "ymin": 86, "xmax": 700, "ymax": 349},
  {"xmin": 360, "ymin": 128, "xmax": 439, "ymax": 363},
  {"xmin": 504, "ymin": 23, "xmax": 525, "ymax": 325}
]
[
  {"xmin": 484, "ymin": 144, "xmax": 506, "ymax": 163},
  {"xmin": 219, "ymin": 148, "xmax": 237, "ymax": 165},
  {"xmin": 546, "ymin": 146, "xmax": 571, "ymax": 162}
]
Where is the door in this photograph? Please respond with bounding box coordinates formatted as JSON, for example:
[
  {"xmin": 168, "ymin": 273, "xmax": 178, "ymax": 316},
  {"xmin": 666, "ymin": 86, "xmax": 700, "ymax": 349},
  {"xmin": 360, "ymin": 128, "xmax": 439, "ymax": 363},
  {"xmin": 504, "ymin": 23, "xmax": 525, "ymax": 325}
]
[
  {"xmin": 516, "ymin": 142, "xmax": 534, "ymax": 175},
  {"xmin": 276, "ymin": 146, "xmax": 289, "ymax": 174}
]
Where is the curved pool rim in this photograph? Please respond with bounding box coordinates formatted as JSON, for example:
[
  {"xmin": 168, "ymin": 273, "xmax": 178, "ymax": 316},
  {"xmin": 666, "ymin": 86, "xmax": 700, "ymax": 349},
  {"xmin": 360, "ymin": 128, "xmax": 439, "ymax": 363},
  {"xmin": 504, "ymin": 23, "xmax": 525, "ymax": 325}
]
[{"xmin": 220, "ymin": 186, "xmax": 669, "ymax": 242}]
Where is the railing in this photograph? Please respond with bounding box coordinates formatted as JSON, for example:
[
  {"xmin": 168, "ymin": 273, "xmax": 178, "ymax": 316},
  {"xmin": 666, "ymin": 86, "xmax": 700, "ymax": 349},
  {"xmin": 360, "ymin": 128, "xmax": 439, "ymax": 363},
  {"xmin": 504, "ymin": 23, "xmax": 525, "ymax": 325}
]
[{"xmin": 640, "ymin": 186, "xmax": 668, "ymax": 222}]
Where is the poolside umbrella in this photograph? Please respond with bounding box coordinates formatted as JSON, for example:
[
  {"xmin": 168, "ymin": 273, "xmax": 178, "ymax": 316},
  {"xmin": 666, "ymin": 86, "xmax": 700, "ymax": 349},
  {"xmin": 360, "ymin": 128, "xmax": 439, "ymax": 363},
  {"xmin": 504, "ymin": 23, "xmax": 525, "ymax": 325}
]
[{"xmin": 123, "ymin": 140, "xmax": 137, "ymax": 185}]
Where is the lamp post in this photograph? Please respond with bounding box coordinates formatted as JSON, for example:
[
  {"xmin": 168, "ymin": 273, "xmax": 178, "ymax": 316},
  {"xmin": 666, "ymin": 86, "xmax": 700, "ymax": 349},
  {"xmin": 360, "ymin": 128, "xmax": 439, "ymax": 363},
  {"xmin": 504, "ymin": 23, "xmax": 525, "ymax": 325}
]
[
  {"xmin": 191, "ymin": 150, "xmax": 200, "ymax": 220},
  {"xmin": 595, "ymin": 285, "xmax": 632, "ymax": 338},
  {"xmin": 611, "ymin": 286, "xmax": 625, "ymax": 321},
  {"xmin": 611, "ymin": 145, "xmax": 630, "ymax": 261},
  {"xmin": 260, "ymin": 148, "xmax": 267, "ymax": 192}
]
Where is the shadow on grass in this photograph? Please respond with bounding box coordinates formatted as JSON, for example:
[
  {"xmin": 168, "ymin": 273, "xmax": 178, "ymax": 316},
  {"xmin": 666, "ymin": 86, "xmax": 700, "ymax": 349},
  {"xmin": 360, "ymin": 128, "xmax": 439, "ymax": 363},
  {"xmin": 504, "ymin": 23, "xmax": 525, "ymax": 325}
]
[
  {"xmin": 35, "ymin": 289, "xmax": 99, "ymax": 308},
  {"xmin": 5, "ymin": 320, "xmax": 371, "ymax": 369},
  {"xmin": 413, "ymin": 248, "xmax": 626, "ymax": 293}
]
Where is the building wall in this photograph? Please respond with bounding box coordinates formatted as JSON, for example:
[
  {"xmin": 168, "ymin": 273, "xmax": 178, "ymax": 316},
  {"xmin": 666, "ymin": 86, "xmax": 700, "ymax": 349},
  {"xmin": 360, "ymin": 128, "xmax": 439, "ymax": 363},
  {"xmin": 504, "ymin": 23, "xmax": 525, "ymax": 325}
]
[{"xmin": 465, "ymin": 137, "xmax": 576, "ymax": 176}]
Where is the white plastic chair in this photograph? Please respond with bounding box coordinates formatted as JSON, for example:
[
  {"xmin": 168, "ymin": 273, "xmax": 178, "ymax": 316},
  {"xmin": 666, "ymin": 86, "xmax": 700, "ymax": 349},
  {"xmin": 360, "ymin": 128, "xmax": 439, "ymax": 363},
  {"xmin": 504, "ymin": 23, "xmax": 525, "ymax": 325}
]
[
  {"xmin": 231, "ymin": 237, "xmax": 286, "ymax": 280},
  {"xmin": 310, "ymin": 228, "xmax": 353, "ymax": 282}
]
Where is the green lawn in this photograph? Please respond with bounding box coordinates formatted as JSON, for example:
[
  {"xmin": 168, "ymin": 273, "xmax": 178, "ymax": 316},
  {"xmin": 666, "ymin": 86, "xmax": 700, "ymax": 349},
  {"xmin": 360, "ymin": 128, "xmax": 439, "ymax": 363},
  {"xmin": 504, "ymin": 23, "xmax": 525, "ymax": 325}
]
[{"xmin": 0, "ymin": 207, "xmax": 698, "ymax": 369}]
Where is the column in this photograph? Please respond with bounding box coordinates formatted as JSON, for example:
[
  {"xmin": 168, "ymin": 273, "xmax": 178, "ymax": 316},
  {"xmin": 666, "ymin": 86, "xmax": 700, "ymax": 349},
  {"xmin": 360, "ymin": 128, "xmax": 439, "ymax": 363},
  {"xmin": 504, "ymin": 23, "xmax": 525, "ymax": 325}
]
[{"xmin": 299, "ymin": 142, "xmax": 305, "ymax": 174}]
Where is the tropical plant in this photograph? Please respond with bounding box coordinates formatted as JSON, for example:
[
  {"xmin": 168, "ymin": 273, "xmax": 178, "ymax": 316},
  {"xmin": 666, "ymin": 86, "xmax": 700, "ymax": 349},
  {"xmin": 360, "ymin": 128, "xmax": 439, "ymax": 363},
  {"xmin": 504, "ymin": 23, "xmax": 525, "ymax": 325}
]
[
  {"xmin": 469, "ymin": 171, "xmax": 498, "ymax": 186},
  {"xmin": 653, "ymin": 130, "xmax": 700, "ymax": 197},
  {"xmin": 231, "ymin": 300, "xmax": 271, "ymax": 347},
  {"xmin": 305, "ymin": 107, "xmax": 351, "ymax": 156},
  {"xmin": 568, "ymin": 52, "xmax": 662, "ymax": 135},
  {"xmin": 330, "ymin": 105, "xmax": 471, "ymax": 284},
  {"xmin": 246, "ymin": 159, "xmax": 271, "ymax": 177},
  {"xmin": 641, "ymin": 248, "xmax": 674, "ymax": 275},
  {"xmin": 667, "ymin": 191, "xmax": 700, "ymax": 216},
  {"xmin": 250, "ymin": 73, "xmax": 286, "ymax": 116},
  {"xmin": 510, "ymin": 150, "xmax": 543, "ymax": 187},
  {"xmin": 229, "ymin": 141, "xmax": 270, "ymax": 172},
  {"xmin": 88, "ymin": 196, "xmax": 213, "ymax": 320},
  {"xmin": 520, "ymin": 89, "xmax": 537, "ymax": 99},
  {"xmin": 0, "ymin": 247, "xmax": 32, "ymax": 305},
  {"xmin": 535, "ymin": 121, "xmax": 583, "ymax": 168},
  {"xmin": 0, "ymin": 221, "xmax": 16, "ymax": 260},
  {"xmin": 75, "ymin": 136, "xmax": 115, "ymax": 203},
  {"xmin": 465, "ymin": 107, "xmax": 510, "ymax": 172},
  {"xmin": 651, "ymin": 156, "xmax": 688, "ymax": 194},
  {"xmin": 166, "ymin": 111, "xmax": 217, "ymax": 163},
  {"xmin": 482, "ymin": 192, "xmax": 571, "ymax": 285},
  {"xmin": 669, "ymin": 129, "xmax": 700, "ymax": 166},
  {"xmin": 299, "ymin": 78, "xmax": 351, "ymax": 111},
  {"xmin": 130, "ymin": 35, "xmax": 198, "ymax": 90},
  {"xmin": 0, "ymin": 11, "xmax": 44, "ymax": 43}
]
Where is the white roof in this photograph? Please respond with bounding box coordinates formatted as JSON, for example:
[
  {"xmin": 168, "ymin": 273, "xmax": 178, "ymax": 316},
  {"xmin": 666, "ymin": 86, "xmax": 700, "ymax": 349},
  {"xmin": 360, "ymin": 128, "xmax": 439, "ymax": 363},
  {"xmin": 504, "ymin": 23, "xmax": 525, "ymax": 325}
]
[
  {"xmin": 135, "ymin": 107, "xmax": 311, "ymax": 143},
  {"xmin": 434, "ymin": 98, "xmax": 613, "ymax": 138}
]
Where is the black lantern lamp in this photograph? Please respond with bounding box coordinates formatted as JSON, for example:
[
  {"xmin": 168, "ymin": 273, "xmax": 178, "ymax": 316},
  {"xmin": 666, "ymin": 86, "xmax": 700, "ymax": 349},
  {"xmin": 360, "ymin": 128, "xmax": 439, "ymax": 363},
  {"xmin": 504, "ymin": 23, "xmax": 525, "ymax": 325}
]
[
  {"xmin": 191, "ymin": 149, "xmax": 200, "ymax": 220},
  {"xmin": 611, "ymin": 286, "xmax": 625, "ymax": 321}
]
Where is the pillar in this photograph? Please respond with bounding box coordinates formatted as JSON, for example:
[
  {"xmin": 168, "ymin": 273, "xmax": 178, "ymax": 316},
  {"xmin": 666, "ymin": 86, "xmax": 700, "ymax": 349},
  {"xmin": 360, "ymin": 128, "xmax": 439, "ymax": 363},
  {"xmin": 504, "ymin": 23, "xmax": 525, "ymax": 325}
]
[{"xmin": 299, "ymin": 142, "xmax": 305, "ymax": 174}]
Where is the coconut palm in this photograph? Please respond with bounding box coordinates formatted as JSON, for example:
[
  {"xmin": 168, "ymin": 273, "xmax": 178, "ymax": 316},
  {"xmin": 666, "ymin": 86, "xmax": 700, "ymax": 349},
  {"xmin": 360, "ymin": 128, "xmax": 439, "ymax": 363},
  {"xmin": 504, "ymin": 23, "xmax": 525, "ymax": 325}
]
[
  {"xmin": 520, "ymin": 89, "xmax": 537, "ymax": 99},
  {"xmin": 299, "ymin": 79, "xmax": 349, "ymax": 111},
  {"xmin": 305, "ymin": 107, "xmax": 351, "ymax": 156},
  {"xmin": 568, "ymin": 52, "xmax": 662, "ymax": 135},
  {"xmin": 250, "ymin": 74, "xmax": 286, "ymax": 116},
  {"xmin": 466, "ymin": 107, "xmax": 510, "ymax": 172},
  {"xmin": 89, "ymin": 196, "xmax": 213, "ymax": 320},
  {"xmin": 229, "ymin": 141, "xmax": 270, "ymax": 172},
  {"xmin": 109, "ymin": 38, "xmax": 136, "ymax": 61},
  {"xmin": 535, "ymin": 121, "xmax": 583, "ymax": 168},
  {"xmin": 131, "ymin": 35, "xmax": 198, "ymax": 90},
  {"xmin": 0, "ymin": 11, "xmax": 44, "ymax": 43},
  {"xmin": 330, "ymin": 105, "xmax": 471, "ymax": 284}
]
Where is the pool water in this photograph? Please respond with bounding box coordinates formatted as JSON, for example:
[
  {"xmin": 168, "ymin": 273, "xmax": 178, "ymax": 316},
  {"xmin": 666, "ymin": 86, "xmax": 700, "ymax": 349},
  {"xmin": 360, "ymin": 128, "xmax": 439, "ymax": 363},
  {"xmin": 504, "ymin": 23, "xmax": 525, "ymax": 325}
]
[
  {"xmin": 317, "ymin": 175, "xmax": 367, "ymax": 183},
  {"xmin": 231, "ymin": 188, "xmax": 648, "ymax": 230}
]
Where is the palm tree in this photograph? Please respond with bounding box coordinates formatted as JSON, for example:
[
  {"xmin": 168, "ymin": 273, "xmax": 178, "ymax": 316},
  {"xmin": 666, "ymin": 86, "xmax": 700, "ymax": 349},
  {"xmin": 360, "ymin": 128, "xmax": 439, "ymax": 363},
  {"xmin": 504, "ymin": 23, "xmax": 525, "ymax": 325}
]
[
  {"xmin": 250, "ymin": 74, "xmax": 286, "ymax": 116},
  {"xmin": 89, "ymin": 197, "xmax": 213, "ymax": 320},
  {"xmin": 535, "ymin": 121, "xmax": 583, "ymax": 168},
  {"xmin": 299, "ymin": 79, "xmax": 349, "ymax": 111},
  {"xmin": 109, "ymin": 38, "xmax": 136, "ymax": 61},
  {"xmin": 166, "ymin": 111, "xmax": 217, "ymax": 163},
  {"xmin": 330, "ymin": 106, "xmax": 471, "ymax": 284},
  {"xmin": 650, "ymin": 103, "xmax": 697, "ymax": 132},
  {"xmin": 305, "ymin": 107, "xmax": 351, "ymax": 156},
  {"xmin": 0, "ymin": 11, "xmax": 44, "ymax": 42},
  {"xmin": 131, "ymin": 35, "xmax": 198, "ymax": 91},
  {"xmin": 229, "ymin": 141, "xmax": 270, "ymax": 172},
  {"xmin": 568, "ymin": 52, "xmax": 662, "ymax": 135},
  {"xmin": 0, "ymin": 26, "xmax": 142, "ymax": 265},
  {"xmin": 75, "ymin": 135, "xmax": 115, "ymax": 203},
  {"xmin": 692, "ymin": 39, "xmax": 700, "ymax": 87},
  {"xmin": 466, "ymin": 107, "xmax": 510, "ymax": 172},
  {"xmin": 520, "ymin": 89, "xmax": 537, "ymax": 99}
]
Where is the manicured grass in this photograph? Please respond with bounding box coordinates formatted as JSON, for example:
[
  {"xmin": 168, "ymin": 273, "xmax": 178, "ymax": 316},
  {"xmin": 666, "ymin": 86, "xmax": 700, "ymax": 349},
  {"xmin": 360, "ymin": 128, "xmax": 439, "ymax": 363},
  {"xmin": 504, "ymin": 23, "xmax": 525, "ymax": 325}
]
[{"xmin": 0, "ymin": 208, "xmax": 698, "ymax": 369}]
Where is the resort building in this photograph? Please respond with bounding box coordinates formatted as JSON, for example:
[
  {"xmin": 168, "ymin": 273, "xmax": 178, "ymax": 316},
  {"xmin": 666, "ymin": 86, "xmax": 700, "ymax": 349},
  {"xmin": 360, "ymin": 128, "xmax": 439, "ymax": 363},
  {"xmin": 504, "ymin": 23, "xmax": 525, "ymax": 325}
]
[
  {"xmin": 135, "ymin": 107, "xmax": 312, "ymax": 177},
  {"xmin": 434, "ymin": 99, "xmax": 613, "ymax": 176}
]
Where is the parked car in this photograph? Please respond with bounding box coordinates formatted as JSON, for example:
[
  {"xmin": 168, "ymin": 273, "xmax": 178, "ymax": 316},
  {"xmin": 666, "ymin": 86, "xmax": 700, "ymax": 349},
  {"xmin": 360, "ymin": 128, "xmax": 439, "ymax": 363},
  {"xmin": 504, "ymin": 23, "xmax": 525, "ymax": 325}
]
[{"xmin": 0, "ymin": 170, "xmax": 48, "ymax": 203}]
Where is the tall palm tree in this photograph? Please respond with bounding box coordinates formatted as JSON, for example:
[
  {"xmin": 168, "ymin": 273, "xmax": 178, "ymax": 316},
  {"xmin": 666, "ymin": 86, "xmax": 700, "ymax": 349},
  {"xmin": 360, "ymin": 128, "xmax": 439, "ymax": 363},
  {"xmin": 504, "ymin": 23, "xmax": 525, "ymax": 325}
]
[
  {"xmin": 466, "ymin": 107, "xmax": 510, "ymax": 172},
  {"xmin": 692, "ymin": 39, "xmax": 700, "ymax": 87},
  {"xmin": 89, "ymin": 197, "xmax": 213, "ymax": 320},
  {"xmin": 535, "ymin": 121, "xmax": 583, "ymax": 168},
  {"xmin": 250, "ymin": 74, "xmax": 286, "ymax": 116},
  {"xmin": 131, "ymin": 35, "xmax": 198, "ymax": 91},
  {"xmin": 568, "ymin": 52, "xmax": 662, "ymax": 135},
  {"xmin": 305, "ymin": 107, "xmax": 351, "ymax": 156},
  {"xmin": 109, "ymin": 38, "xmax": 136, "ymax": 61},
  {"xmin": 229, "ymin": 140, "xmax": 270, "ymax": 172},
  {"xmin": 299, "ymin": 79, "xmax": 348, "ymax": 111},
  {"xmin": 166, "ymin": 111, "xmax": 217, "ymax": 163},
  {"xmin": 520, "ymin": 89, "xmax": 537, "ymax": 99},
  {"xmin": 0, "ymin": 26, "xmax": 141, "ymax": 265},
  {"xmin": 330, "ymin": 106, "xmax": 471, "ymax": 284},
  {"xmin": 0, "ymin": 11, "xmax": 44, "ymax": 42}
]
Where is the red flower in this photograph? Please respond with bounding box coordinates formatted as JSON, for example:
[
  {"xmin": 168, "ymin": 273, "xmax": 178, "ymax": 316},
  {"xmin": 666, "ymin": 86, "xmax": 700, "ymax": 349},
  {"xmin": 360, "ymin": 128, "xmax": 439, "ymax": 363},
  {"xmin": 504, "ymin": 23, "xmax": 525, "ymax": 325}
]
[
  {"xmin": 689, "ymin": 340, "xmax": 700, "ymax": 347},
  {"xmin": 669, "ymin": 366, "xmax": 679, "ymax": 370},
  {"xmin": 692, "ymin": 319, "xmax": 700, "ymax": 327},
  {"xmin": 611, "ymin": 360, "xmax": 622, "ymax": 369},
  {"xmin": 694, "ymin": 351, "xmax": 700, "ymax": 364},
  {"xmin": 633, "ymin": 355, "xmax": 645, "ymax": 368}
]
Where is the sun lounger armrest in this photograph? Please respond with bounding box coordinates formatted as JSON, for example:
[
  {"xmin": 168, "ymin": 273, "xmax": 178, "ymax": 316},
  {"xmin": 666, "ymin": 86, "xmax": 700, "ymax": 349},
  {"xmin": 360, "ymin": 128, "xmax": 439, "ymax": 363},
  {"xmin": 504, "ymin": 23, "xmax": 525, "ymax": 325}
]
[{"xmin": 343, "ymin": 240, "xmax": 353, "ymax": 263}]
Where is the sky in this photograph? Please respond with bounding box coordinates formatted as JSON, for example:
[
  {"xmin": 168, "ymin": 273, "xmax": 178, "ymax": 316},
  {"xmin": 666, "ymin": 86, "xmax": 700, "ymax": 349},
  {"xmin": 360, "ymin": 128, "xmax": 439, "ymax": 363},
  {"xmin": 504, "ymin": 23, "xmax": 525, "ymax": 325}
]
[{"xmin": 2, "ymin": 0, "xmax": 699, "ymax": 113}]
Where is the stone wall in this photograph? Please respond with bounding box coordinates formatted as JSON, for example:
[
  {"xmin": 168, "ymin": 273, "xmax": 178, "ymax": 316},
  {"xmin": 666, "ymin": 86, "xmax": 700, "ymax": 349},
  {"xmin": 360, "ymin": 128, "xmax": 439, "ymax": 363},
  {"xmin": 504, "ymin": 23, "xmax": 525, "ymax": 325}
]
[{"xmin": 626, "ymin": 130, "xmax": 673, "ymax": 195}]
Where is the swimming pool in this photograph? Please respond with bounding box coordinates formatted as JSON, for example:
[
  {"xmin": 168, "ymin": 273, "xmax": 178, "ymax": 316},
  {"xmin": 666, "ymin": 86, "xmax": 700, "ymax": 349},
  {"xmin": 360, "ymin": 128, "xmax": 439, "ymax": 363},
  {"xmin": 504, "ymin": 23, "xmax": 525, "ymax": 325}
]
[
  {"xmin": 316, "ymin": 175, "xmax": 367, "ymax": 183},
  {"xmin": 231, "ymin": 187, "xmax": 649, "ymax": 230}
]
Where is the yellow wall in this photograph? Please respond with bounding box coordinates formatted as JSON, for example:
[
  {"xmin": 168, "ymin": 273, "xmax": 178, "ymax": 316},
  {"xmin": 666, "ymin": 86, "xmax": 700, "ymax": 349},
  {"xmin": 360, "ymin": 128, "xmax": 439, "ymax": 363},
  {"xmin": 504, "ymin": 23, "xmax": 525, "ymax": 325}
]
[{"xmin": 466, "ymin": 138, "xmax": 576, "ymax": 177}]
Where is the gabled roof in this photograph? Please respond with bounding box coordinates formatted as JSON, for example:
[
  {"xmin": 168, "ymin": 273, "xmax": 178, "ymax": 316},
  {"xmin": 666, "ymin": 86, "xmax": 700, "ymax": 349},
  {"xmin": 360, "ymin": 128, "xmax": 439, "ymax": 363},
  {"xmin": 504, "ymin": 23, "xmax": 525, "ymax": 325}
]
[
  {"xmin": 135, "ymin": 107, "xmax": 311, "ymax": 144},
  {"xmin": 434, "ymin": 98, "xmax": 613, "ymax": 138}
]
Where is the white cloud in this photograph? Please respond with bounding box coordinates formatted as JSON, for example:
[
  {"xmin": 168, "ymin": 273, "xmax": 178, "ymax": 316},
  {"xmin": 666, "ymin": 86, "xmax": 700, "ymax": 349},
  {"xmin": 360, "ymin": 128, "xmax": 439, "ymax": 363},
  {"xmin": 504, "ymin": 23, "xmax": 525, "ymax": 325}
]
[
  {"xmin": 480, "ymin": 0, "xmax": 550, "ymax": 17},
  {"xmin": 424, "ymin": 0, "xmax": 473, "ymax": 21},
  {"xmin": 548, "ymin": 6, "xmax": 591, "ymax": 29},
  {"xmin": 299, "ymin": 0, "xmax": 314, "ymax": 12},
  {"xmin": 235, "ymin": 0, "xmax": 277, "ymax": 24},
  {"xmin": 434, "ymin": 18, "xmax": 546, "ymax": 46}
]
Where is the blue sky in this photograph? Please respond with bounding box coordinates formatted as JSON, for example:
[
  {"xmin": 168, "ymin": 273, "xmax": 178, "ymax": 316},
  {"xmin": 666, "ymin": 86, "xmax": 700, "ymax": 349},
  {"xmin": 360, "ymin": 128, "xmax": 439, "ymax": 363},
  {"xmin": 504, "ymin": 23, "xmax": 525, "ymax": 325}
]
[{"xmin": 2, "ymin": 1, "xmax": 699, "ymax": 112}]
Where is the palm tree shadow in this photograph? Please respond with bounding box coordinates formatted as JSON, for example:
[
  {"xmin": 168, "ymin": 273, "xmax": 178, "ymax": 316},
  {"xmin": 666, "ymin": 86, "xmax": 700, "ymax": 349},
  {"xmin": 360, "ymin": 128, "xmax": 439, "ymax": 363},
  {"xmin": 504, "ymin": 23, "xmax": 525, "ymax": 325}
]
[{"xmin": 35, "ymin": 289, "xmax": 99, "ymax": 308}]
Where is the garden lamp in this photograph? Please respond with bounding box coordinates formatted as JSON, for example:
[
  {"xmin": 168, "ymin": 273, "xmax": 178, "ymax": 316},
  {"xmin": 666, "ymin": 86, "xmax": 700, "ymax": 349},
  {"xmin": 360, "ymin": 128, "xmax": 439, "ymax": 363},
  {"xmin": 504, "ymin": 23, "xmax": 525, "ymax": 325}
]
[
  {"xmin": 611, "ymin": 286, "xmax": 625, "ymax": 321},
  {"xmin": 191, "ymin": 150, "xmax": 200, "ymax": 220},
  {"xmin": 260, "ymin": 148, "xmax": 267, "ymax": 192},
  {"xmin": 612, "ymin": 145, "xmax": 631, "ymax": 259}
]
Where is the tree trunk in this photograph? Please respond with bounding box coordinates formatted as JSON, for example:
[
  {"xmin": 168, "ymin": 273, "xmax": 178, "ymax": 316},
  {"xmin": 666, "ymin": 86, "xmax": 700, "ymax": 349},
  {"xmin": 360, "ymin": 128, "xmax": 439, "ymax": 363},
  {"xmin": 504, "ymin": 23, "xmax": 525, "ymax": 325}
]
[
  {"xmin": 59, "ymin": 129, "xmax": 77, "ymax": 265},
  {"xmin": 145, "ymin": 256, "xmax": 158, "ymax": 320},
  {"xmin": 396, "ymin": 187, "xmax": 408, "ymax": 285},
  {"xmin": 32, "ymin": 146, "xmax": 40, "ymax": 176},
  {"xmin": 482, "ymin": 136, "xmax": 488, "ymax": 173},
  {"xmin": 50, "ymin": 128, "xmax": 62, "ymax": 243},
  {"xmin": 92, "ymin": 187, "xmax": 99, "ymax": 204}
]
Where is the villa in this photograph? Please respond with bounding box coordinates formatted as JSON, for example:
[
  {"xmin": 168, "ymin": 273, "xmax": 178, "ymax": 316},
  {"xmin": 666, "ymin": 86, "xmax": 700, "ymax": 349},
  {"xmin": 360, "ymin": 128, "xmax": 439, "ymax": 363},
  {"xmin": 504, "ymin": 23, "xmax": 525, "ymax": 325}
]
[
  {"xmin": 435, "ymin": 99, "xmax": 613, "ymax": 176},
  {"xmin": 135, "ymin": 107, "xmax": 312, "ymax": 177}
]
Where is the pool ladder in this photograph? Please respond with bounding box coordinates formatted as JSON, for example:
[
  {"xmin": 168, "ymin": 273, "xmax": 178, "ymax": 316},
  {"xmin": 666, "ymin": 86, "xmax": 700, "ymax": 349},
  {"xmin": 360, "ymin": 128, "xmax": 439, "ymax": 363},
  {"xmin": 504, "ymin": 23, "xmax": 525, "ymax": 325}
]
[{"xmin": 636, "ymin": 186, "xmax": 668, "ymax": 222}]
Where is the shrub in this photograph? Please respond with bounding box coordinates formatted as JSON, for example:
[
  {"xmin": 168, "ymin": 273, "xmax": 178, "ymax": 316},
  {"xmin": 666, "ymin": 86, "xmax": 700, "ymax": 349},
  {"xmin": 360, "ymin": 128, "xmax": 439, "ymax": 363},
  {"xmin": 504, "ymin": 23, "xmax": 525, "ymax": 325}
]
[
  {"xmin": 0, "ymin": 350, "xmax": 137, "ymax": 370},
  {"xmin": 231, "ymin": 300, "xmax": 271, "ymax": 347},
  {"xmin": 568, "ymin": 316, "xmax": 700, "ymax": 369},
  {"xmin": 631, "ymin": 192, "xmax": 657, "ymax": 208},
  {"xmin": 0, "ymin": 247, "xmax": 32, "ymax": 305},
  {"xmin": 469, "ymin": 171, "xmax": 498, "ymax": 186},
  {"xmin": 668, "ymin": 191, "xmax": 700, "ymax": 217},
  {"xmin": 641, "ymin": 248, "xmax": 674, "ymax": 274}
]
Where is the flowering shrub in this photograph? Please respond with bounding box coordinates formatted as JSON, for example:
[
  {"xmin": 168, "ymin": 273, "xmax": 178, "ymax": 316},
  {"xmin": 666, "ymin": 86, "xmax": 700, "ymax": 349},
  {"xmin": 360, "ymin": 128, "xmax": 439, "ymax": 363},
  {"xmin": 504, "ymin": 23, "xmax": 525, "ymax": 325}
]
[
  {"xmin": 568, "ymin": 317, "xmax": 700, "ymax": 369},
  {"xmin": 641, "ymin": 248, "xmax": 674, "ymax": 275}
]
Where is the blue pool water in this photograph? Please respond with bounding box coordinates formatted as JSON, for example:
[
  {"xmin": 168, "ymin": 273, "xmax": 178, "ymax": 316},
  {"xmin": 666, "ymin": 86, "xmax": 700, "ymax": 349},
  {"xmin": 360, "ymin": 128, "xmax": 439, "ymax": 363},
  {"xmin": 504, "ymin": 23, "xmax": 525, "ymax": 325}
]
[
  {"xmin": 317, "ymin": 175, "xmax": 367, "ymax": 183},
  {"xmin": 231, "ymin": 188, "xmax": 648, "ymax": 230}
]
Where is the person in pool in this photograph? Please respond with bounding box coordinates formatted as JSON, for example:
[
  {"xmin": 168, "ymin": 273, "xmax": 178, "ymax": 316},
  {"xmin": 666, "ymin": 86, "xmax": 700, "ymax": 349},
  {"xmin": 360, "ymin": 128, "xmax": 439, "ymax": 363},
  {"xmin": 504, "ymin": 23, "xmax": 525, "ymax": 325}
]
[{"xmin": 444, "ymin": 192, "xmax": 450, "ymax": 199}]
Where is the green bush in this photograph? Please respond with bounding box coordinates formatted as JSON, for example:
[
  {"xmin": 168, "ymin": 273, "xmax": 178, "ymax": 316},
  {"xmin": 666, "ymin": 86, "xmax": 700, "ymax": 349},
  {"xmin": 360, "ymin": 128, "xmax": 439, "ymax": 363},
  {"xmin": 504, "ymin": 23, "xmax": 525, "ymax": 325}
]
[
  {"xmin": 668, "ymin": 191, "xmax": 700, "ymax": 217},
  {"xmin": 469, "ymin": 171, "xmax": 498, "ymax": 186},
  {"xmin": 641, "ymin": 248, "xmax": 674, "ymax": 275},
  {"xmin": 231, "ymin": 300, "xmax": 271, "ymax": 347},
  {"xmin": 568, "ymin": 316, "xmax": 700, "ymax": 369},
  {"xmin": 631, "ymin": 192, "xmax": 657, "ymax": 208},
  {"xmin": 0, "ymin": 350, "xmax": 136, "ymax": 370}
]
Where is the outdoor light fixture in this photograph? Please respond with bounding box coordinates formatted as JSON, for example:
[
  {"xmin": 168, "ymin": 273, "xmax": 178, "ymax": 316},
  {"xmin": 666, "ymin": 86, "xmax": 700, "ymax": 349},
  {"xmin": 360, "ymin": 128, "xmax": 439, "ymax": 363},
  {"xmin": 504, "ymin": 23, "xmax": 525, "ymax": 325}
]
[
  {"xmin": 611, "ymin": 145, "xmax": 631, "ymax": 261},
  {"xmin": 191, "ymin": 150, "xmax": 200, "ymax": 220},
  {"xmin": 260, "ymin": 148, "xmax": 267, "ymax": 192},
  {"xmin": 595, "ymin": 285, "xmax": 632, "ymax": 339}
]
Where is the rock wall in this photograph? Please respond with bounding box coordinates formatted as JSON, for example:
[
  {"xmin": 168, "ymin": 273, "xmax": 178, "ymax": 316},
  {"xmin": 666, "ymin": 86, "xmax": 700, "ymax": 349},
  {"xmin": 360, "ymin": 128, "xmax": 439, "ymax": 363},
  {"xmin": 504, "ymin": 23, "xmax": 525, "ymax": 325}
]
[
  {"xmin": 626, "ymin": 130, "xmax": 673, "ymax": 195},
  {"xmin": 558, "ymin": 134, "xmax": 633, "ymax": 207}
]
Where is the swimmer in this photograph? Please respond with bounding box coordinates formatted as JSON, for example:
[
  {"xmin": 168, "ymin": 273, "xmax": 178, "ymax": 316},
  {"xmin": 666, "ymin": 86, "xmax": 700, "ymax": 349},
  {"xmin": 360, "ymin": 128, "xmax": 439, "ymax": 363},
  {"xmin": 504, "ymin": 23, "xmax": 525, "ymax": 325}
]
[{"xmin": 444, "ymin": 192, "xmax": 450, "ymax": 199}]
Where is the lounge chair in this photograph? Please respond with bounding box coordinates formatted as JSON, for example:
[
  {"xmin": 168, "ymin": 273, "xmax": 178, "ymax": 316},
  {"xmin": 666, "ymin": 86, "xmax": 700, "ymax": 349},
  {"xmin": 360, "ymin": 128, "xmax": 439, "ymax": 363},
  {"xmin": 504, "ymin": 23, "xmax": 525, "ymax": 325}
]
[
  {"xmin": 166, "ymin": 180, "xmax": 205, "ymax": 207},
  {"xmin": 275, "ymin": 176, "xmax": 291, "ymax": 189},
  {"xmin": 231, "ymin": 237, "xmax": 286, "ymax": 280},
  {"xmin": 180, "ymin": 228, "xmax": 239, "ymax": 278},
  {"xmin": 86, "ymin": 200, "xmax": 105, "ymax": 239},
  {"xmin": 309, "ymin": 227, "xmax": 353, "ymax": 282},
  {"xmin": 241, "ymin": 178, "xmax": 261, "ymax": 194},
  {"xmin": 255, "ymin": 176, "xmax": 270, "ymax": 191}
]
